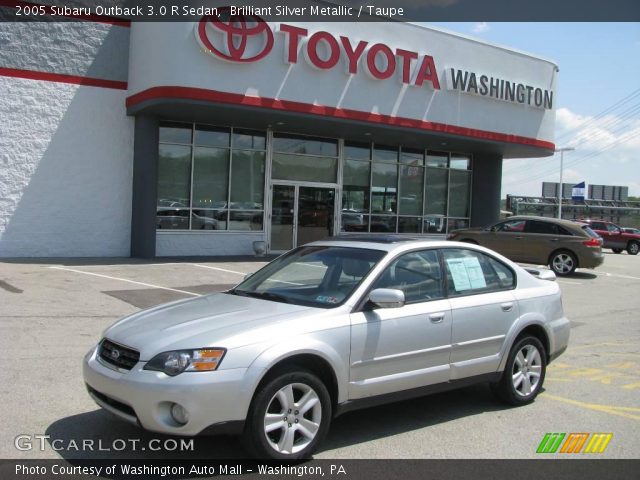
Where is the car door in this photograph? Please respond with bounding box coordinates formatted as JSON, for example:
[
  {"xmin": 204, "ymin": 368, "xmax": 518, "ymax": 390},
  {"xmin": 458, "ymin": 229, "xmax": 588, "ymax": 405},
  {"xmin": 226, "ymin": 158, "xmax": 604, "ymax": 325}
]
[
  {"xmin": 521, "ymin": 219, "xmax": 567, "ymax": 264},
  {"xmin": 349, "ymin": 249, "xmax": 452, "ymax": 399},
  {"xmin": 482, "ymin": 219, "xmax": 527, "ymax": 261},
  {"xmin": 441, "ymin": 248, "xmax": 519, "ymax": 380},
  {"xmin": 605, "ymin": 223, "xmax": 626, "ymax": 249}
]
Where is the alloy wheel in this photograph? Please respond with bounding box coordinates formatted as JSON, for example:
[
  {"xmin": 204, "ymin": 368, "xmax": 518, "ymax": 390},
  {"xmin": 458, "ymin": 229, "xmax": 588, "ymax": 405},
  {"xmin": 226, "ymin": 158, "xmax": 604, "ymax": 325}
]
[
  {"xmin": 552, "ymin": 253, "xmax": 574, "ymax": 274},
  {"xmin": 512, "ymin": 344, "xmax": 543, "ymax": 397},
  {"xmin": 263, "ymin": 382, "xmax": 322, "ymax": 455}
]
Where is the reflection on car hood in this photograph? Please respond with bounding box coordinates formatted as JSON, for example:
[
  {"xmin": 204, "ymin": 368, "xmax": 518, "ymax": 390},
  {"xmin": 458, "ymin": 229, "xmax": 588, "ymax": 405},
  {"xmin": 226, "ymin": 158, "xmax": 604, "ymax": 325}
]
[{"xmin": 104, "ymin": 293, "xmax": 315, "ymax": 360}]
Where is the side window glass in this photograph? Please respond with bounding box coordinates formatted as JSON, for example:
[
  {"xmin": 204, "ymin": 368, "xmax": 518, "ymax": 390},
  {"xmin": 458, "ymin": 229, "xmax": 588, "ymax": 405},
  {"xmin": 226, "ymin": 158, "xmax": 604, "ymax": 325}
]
[
  {"xmin": 442, "ymin": 249, "xmax": 514, "ymax": 296},
  {"xmin": 370, "ymin": 250, "xmax": 443, "ymax": 303},
  {"xmin": 607, "ymin": 224, "xmax": 619, "ymax": 232},
  {"xmin": 526, "ymin": 220, "xmax": 557, "ymax": 234},
  {"xmin": 495, "ymin": 220, "xmax": 525, "ymax": 232}
]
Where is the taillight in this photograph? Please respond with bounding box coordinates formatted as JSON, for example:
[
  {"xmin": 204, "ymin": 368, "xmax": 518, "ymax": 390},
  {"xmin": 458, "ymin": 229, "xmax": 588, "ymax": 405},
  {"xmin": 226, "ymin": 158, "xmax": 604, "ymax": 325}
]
[{"xmin": 583, "ymin": 237, "xmax": 602, "ymax": 248}]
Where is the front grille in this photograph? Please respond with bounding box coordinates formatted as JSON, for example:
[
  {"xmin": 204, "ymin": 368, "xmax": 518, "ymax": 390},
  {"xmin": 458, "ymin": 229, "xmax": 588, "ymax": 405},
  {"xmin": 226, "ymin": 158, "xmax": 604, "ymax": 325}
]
[
  {"xmin": 86, "ymin": 385, "xmax": 137, "ymax": 419},
  {"xmin": 98, "ymin": 339, "xmax": 140, "ymax": 371}
]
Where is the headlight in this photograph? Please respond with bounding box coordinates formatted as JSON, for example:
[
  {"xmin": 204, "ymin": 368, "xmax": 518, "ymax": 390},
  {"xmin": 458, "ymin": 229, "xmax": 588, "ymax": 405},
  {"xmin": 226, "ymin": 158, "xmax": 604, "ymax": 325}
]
[{"xmin": 143, "ymin": 348, "xmax": 226, "ymax": 376}]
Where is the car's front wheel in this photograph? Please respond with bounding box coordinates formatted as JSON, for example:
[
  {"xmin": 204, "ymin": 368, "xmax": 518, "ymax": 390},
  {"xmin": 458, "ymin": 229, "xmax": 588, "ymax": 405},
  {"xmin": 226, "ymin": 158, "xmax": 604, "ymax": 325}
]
[
  {"xmin": 491, "ymin": 336, "xmax": 546, "ymax": 405},
  {"xmin": 628, "ymin": 241, "xmax": 639, "ymax": 255},
  {"xmin": 549, "ymin": 250, "xmax": 577, "ymax": 276},
  {"xmin": 243, "ymin": 368, "xmax": 331, "ymax": 459}
]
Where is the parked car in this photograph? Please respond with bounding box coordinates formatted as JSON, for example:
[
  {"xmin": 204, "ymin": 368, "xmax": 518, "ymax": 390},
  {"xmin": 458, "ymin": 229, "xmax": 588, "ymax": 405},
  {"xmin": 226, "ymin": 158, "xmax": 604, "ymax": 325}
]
[
  {"xmin": 84, "ymin": 236, "xmax": 569, "ymax": 459},
  {"xmin": 447, "ymin": 216, "xmax": 604, "ymax": 276},
  {"xmin": 578, "ymin": 219, "xmax": 640, "ymax": 255}
]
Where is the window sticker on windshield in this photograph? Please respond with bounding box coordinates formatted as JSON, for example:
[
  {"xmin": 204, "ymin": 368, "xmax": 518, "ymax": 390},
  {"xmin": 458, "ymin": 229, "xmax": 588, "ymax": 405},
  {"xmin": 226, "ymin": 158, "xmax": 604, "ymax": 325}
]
[
  {"xmin": 316, "ymin": 295, "xmax": 339, "ymax": 304},
  {"xmin": 446, "ymin": 257, "xmax": 486, "ymax": 291}
]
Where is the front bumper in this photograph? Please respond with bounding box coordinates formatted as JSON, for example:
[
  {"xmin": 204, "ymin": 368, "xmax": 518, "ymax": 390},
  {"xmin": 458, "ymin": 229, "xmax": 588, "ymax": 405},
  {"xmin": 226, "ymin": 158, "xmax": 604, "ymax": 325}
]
[{"xmin": 83, "ymin": 345, "xmax": 257, "ymax": 436}]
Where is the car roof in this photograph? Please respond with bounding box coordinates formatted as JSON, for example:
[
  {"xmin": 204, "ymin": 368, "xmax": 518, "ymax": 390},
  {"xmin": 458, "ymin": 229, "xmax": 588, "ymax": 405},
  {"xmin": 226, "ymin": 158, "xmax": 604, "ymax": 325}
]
[{"xmin": 308, "ymin": 235, "xmax": 453, "ymax": 252}]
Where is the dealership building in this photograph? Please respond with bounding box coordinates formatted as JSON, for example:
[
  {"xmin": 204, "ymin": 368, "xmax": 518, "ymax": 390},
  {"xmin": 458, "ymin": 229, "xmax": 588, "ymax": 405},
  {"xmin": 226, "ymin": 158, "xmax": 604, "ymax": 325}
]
[{"xmin": 0, "ymin": 7, "xmax": 557, "ymax": 257}]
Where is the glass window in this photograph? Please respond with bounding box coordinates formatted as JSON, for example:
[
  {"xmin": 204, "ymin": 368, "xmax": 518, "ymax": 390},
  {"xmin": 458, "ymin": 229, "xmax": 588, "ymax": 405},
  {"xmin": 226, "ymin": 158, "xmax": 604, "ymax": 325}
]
[
  {"xmin": 425, "ymin": 167, "xmax": 447, "ymax": 215},
  {"xmin": 399, "ymin": 164, "xmax": 424, "ymax": 215},
  {"xmin": 191, "ymin": 147, "xmax": 229, "ymax": 208},
  {"xmin": 157, "ymin": 144, "xmax": 191, "ymax": 208},
  {"xmin": 371, "ymin": 250, "xmax": 443, "ymax": 303},
  {"xmin": 194, "ymin": 125, "xmax": 230, "ymax": 147},
  {"xmin": 234, "ymin": 246, "xmax": 385, "ymax": 308},
  {"xmin": 370, "ymin": 215, "xmax": 396, "ymax": 232},
  {"xmin": 273, "ymin": 134, "xmax": 337, "ymax": 156},
  {"xmin": 450, "ymin": 154, "xmax": 471, "ymax": 170},
  {"xmin": 191, "ymin": 209, "xmax": 226, "ymax": 230},
  {"xmin": 442, "ymin": 248, "xmax": 512, "ymax": 296},
  {"xmin": 228, "ymin": 211, "xmax": 264, "ymax": 231},
  {"xmin": 232, "ymin": 129, "xmax": 265, "ymax": 150},
  {"xmin": 342, "ymin": 214, "xmax": 369, "ymax": 233},
  {"xmin": 159, "ymin": 122, "xmax": 191, "ymax": 144},
  {"xmin": 157, "ymin": 208, "xmax": 190, "ymax": 230},
  {"xmin": 448, "ymin": 169, "xmax": 471, "ymax": 218},
  {"xmin": 398, "ymin": 217, "xmax": 421, "ymax": 233},
  {"xmin": 400, "ymin": 148, "xmax": 424, "ymax": 165},
  {"xmin": 371, "ymin": 163, "xmax": 397, "ymax": 213},
  {"xmin": 344, "ymin": 142, "xmax": 371, "ymax": 160},
  {"xmin": 447, "ymin": 218, "xmax": 469, "ymax": 232},
  {"xmin": 343, "ymin": 159, "xmax": 370, "ymax": 214},
  {"xmin": 230, "ymin": 150, "xmax": 265, "ymax": 207},
  {"xmin": 424, "ymin": 215, "xmax": 447, "ymax": 234},
  {"xmin": 426, "ymin": 151, "xmax": 448, "ymax": 168},
  {"xmin": 494, "ymin": 219, "xmax": 526, "ymax": 232},
  {"xmin": 373, "ymin": 145, "xmax": 398, "ymax": 163},
  {"xmin": 526, "ymin": 220, "xmax": 562, "ymax": 235},
  {"xmin": 272, "ymin": 153, "xmax": 337, "ymax": 183}
]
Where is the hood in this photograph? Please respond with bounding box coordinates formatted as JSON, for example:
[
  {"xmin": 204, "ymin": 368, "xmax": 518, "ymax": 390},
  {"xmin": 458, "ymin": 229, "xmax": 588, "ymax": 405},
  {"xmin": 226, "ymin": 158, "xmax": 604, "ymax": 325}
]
[{"xmin": 104, "ymin": 292, "xmax": 314, "ymax": 360}]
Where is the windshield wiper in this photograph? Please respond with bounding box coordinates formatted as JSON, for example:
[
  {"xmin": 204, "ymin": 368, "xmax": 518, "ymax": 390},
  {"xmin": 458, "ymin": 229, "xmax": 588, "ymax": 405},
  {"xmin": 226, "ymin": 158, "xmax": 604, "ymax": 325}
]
[{"xmin": 245, "ymin": 291, "xmax": 291, "ymax": 304}]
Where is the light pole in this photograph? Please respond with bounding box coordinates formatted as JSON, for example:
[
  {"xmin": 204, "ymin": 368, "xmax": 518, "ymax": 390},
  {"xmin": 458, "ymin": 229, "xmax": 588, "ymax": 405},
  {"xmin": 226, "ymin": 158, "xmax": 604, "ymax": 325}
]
[{"xmin": 556, "ymin": 147, "xmax": 575, "ymax": 219}]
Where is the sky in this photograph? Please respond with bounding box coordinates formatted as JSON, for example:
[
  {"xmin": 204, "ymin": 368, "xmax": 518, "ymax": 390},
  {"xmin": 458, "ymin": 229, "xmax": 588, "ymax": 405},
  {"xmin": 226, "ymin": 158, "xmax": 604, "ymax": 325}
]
[{"xmin": 425, "ymin": 22, "xmax": 640, "ymax": 198}]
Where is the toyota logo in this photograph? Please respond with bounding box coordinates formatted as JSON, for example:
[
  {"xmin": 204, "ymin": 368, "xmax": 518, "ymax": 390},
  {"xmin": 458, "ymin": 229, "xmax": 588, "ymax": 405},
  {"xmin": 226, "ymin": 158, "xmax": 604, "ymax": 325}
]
[
  {"xmin": 110, "ymin": 349, "xmax": 120, "ymax": 360},
  {"xmin": 197, "ymin": 7, "xmax": 274, "ymax": 63}
]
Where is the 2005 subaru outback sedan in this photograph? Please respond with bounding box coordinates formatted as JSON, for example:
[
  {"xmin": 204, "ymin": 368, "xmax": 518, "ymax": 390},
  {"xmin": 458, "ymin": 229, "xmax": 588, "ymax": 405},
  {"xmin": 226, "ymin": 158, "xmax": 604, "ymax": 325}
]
[{"xmin": 83, "ymin": 236, "xmax": 569, "ymax": 459}]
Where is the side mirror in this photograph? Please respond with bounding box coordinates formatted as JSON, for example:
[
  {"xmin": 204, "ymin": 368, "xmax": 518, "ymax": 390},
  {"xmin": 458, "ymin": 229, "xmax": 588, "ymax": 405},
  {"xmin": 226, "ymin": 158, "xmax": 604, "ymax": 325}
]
[
  {"xmin": 243, "ymin": 272, "xmax": 253, "ymax": 281},
  {"xmin": 369, "ymin": 288, "xmax": 405, "ymax": 309},
  {"xmin": 524, "ymin": 268, "xmax": 556, "ymax": 282},
  {"xmin": 489, "ymin": 226, "xmax": 498, "ymax": 232}
]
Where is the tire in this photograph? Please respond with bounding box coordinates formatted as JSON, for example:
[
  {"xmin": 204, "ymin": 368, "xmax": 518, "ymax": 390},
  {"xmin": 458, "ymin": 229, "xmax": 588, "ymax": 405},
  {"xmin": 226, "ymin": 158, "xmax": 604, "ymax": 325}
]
[
  {"xmin": 242, "ymin": 368, "xmax": 332, "ymax": 460},
  {"xmin": 612, "ymin": 248, "xmax": 623, "ymax": 254},
  {"xmin": 628, "ymin": 241, "xmax": 639, "ymax": 256},
  {"xmin": 491, "ymin": 336, "xmax": 547, "ymax": 406},
  {"xmin": 549, "ymin": 250, "xmax": 577, "ymax": 276}
]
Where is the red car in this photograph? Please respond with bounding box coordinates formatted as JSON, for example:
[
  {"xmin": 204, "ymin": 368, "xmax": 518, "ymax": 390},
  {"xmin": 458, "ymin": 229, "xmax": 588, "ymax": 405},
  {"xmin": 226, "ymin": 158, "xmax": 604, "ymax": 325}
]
[{"xmin": 579, "ymin": 219, "xmax": 640, "ymax": 255}]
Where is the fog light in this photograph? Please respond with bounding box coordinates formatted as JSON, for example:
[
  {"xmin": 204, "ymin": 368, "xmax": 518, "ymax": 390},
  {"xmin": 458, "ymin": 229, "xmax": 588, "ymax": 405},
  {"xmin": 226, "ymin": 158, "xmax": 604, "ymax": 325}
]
[{"xmin": 170, "ymin": 403, "xmax": 189, "ymax": 425}]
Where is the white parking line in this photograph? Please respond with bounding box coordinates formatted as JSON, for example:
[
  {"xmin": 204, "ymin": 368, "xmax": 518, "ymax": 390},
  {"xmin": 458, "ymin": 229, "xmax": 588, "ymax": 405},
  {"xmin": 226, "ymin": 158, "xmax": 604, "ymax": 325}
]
[
  {"xmin": 593, "ymin": 271, "xmax": 640, "ymax": 281},
  {"xmin": 557, "ymin": 280, "xmax": 584, "ymax": 285},
  {"xmin": 49, "ymin": 266, "xmax": 201, "ymax": 296},
  {"xmin": 191, "ymin": 264, "xmax": 247, "ymax": 275}
]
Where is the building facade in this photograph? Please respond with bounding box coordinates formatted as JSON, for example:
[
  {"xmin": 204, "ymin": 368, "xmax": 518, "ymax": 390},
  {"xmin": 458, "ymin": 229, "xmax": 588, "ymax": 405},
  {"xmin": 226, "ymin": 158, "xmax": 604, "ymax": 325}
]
[{"xmin": 0, "ymin": 8, "xmax": 557, "ymax": 257}]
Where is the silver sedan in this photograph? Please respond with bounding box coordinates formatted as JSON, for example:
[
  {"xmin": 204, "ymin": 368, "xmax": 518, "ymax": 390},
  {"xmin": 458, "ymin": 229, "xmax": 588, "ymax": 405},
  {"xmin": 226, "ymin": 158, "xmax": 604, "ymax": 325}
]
[{"xmin": 83, "ymin": 236, "xmax": 570, "ymax": 459}]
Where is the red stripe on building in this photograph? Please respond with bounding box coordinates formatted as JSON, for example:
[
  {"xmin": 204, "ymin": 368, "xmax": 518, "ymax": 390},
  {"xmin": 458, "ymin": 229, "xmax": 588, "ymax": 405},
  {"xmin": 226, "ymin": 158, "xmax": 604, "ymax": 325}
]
[
  {"xmin": 0, "ymin": 67, "xmax": 128, "ymax": 90},
  {"xmin": 127, "ymin": 86, "xmax": 556, "ymax": 150},
  {"xmin": 0, "ymin": 0, "xmax": 130, "ymax": 27}
]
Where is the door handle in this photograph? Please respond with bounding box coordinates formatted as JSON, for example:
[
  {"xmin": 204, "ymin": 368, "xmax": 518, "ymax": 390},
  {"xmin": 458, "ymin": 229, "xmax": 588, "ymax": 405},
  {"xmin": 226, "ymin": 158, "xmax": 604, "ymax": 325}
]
[
  {"xmin": 550, "ymin": 238, "xmax": 559, "ymax": 242},
  {"xmin": 501, "ymin": 302, "xmax": 514, "ymax": 312},
  {"xmin": 429, "ymin": 313, "xmax": 445, "ymax": 323},
  {"xmin": 514, "ymin": 236, "xmax": 523, "ymax": 240}
]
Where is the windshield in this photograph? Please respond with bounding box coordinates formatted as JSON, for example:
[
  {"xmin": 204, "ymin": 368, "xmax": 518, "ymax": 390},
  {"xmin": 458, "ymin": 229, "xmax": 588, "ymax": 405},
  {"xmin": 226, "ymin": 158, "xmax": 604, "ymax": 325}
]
[{"xmin": 228, "ymin": 246, "xmax": 386, "ymax": 308}]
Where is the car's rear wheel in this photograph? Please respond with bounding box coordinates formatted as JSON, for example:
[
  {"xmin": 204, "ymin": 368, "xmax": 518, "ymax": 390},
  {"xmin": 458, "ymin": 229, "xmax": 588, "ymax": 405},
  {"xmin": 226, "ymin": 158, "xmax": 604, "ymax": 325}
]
[
  {"xmin": 491, "ymin": 336, "xmax": 546, "ymax": 405},
  {"xmin": 242, "ymin": 368, "xmax": 331, "ymax": 459},
  {"xmin": 628, "ymin": 241, "xmax": 639, "ymax": 255},
  {"xmin": 612, "ymin": 248, "xmax": 623, "ymax": 254},
  {"xmin": 549, "ymin": 250, "xmax": 577, "ymax": 276}
]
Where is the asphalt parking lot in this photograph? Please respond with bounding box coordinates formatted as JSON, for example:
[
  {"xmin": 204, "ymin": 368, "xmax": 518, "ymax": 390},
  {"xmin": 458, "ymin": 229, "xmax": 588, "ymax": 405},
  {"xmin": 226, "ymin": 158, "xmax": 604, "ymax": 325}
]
[{"xmin": 0, "ymin": 252, "xmax": 638, "ymax": 460}]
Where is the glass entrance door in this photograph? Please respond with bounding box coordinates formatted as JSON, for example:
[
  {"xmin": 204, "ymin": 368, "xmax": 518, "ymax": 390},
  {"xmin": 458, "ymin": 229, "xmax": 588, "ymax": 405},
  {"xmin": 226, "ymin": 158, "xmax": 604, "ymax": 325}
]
[{"xmin": 270, "ymin": 185, "xmax": 335, "ymax": 252}]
